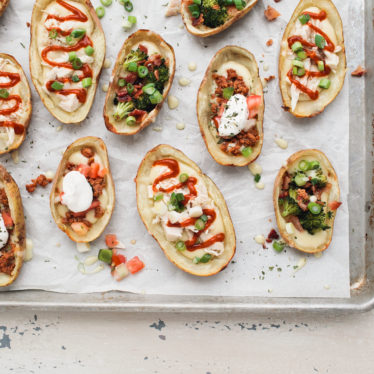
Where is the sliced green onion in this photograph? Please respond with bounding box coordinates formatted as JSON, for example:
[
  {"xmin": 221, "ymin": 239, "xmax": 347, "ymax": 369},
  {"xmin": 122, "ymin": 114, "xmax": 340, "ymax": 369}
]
[
  {"xmin": 317, "ymin": 61, "xmax": 325, "ymax": 72},
  {"xmin": 153, "ymin": 193, "xmax": 163, "ymax": 202},
  {"xmin": 191, "ymin": 10, "xmax": 200, "ymax": 18},
  {"xmin": 98, "ymin": 249, "xmax": 112, "ymax": 264},
  {"xmin": 295, "ymin": 173, "xmax": 307, "ymax": 187},
  {"xmin": 72, "ymin": 75, "xmax": 80, "ymax": 83},
  {"xmin": 308, "ymin": 202, "xmax": 322, "ymax": 215},
  {"xmin": 199, "ymin": 254, "xmax": 212, "ymax": 263},
  {"xmin": 292, "ymin": 59, "xmax": 304, "ymax": 68},
  {"xmin": 82, "ymin": 78, "xmax": 92, "ymax": 88},
  {"xmin": 126, "ymin": 83, "xmax": 134, "ymax": 94},
  {"xmin": 273, "ymin": 241, "xmax": 285, "ymax": 253},
  {"xmin": 291, "ymin": 41, "xmax": 303, "ymax": 52},
  {"xmin": 179, "ymin": 173, "xmax": 189, "ymax": 183},
  {"xmin": 72, "ymin": 58, "xmax": 83, "ymax": 70},
  {"xmin": 51, "ymin": 81, "xmax": 64, "ymax": 91},
  {"xmin": 128, "ymin": 15, "xmax": 137, "ymax": 24},
  {"xmin": 241, "ymin": 147, "xmax": 252, "ymax": 158},
  {"xmin": 65, "ymin": 35, "xmax": 74, "ymax": 45},
  {"xmin": 85, "ymin": 46, "xmax": 94, "ymax": 56},
  {"xmin": 175, "ymin": 241, "xmax": 186, "ymax": 252},
  {"xmin": 193, "ymin": 257, "xmax": 200, "ymax": 264},
  {"xmin": 234, "ymin": 0, "xmax": 244, "ymax": 10},
  {"xmin": 127, "ymin": 61, "xmax": 138, "ymax": 72},
  {"xmin": 150, "ymin": 90, "xmax": 163, "ymax": 105},
  {"xmin": 126, "ymin": 116, "xmax": 137, "ymax": 126},
  {"xmin": 49, "ymin": 29, "xmax": 58, "ymax": 39},
  {"xmin": 222, "ymin": 86, "xmax": 234, "ymax": 100},
  {"xmin": 254, "ymin": 174, "xmax": 261, "ymax": 183},
  {"xmin": 319, "ymin": 78, "xmax": 331, "ymax": 89},
  {"xmin": 124, "ymin": 0, "xmax": 133, "ymax": 12},
  {"xmin": 71, "ymin": 28, "xmax": 86, "ymax": 39},
  {"xmin": 96, "ymin": 6, "xmax": 105, "ymax": 18},
  {"xmin": 315, "ymin": 34, "xmax": 326, "ymax": 49},
  {"xmin": 68, "ymin": 51, "xmax": 77, "ymax": 62},
  {"xmin": 188, "ymin": 4, "xmax": 200, "ymax": 14},
  {"xmin": 309, "ymin": 160, "xmax": 320, "ymax": 170},
  {"xmin": 292, "ymin": 66, "xmax": 298, "ymax": 76},
  {"xmin": 193, "ymin": 0, "xmax": 202, "ymax": 4},
  {"xmin": 298, "ymin": 160, "xmax": 310, "ymax": 172},
  {"xmin": 123, "ymin": 19, "xmax": 134, "ymax": 31},
  {"xmin": 200, "ymin": 214, "xmax": 208, "ymax": 223},
  {"xmin": 296, "ymin": 68, "xmax": 306, "ymax": 77},
  {"xmin": 142, "ymin": 83, "xmax": 156, "ymax": 95},
  {"xmin": 118, "ymin": 78, "xmax": 126, "ymax": 87},
  {"xmin": 298, "ymin": 13, "xmax": 310, "ymax": 24},
  {"xmin": 0, "ymin": 89, "xmax": 9, "ymax": 99},
  {"xmin": 137, "ymin": 65, "xmax": 149, "ymax": 78},
  {"xmin": 297, "ymin": 50, "xmax": 307, "ymax": 60},
  {"xmin": 194, "ymin": 219, "xmax": 205, "ymax": 231},
  {"xmin": 100, "ymin": 0, "xmax": 112, "ymax": 6}
]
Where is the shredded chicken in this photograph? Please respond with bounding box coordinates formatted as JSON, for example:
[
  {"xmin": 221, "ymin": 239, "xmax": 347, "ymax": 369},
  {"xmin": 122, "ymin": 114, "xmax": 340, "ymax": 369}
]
[{"xmin": 165, "ymin": 0, "xmax": 181, "ymax": 17}]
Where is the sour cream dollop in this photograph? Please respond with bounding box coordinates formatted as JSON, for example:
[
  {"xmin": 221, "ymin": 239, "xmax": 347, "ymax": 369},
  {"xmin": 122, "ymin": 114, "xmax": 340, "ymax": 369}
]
[
  {"xmin": 218, "ymin": 94, "xmax": 250, "ymax": 137},
  {"xmin": 0, "ymin": 214, "xmax": 9, "ymax": 249},
  {"xmin": 61, "ymin": 171, "xmax": 93, "ymax": 213}
]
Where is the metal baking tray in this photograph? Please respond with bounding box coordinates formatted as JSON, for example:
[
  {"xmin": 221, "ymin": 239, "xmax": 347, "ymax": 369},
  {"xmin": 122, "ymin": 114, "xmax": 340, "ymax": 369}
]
[{"xmin": 1, "ymin": 0, "xmax": 373, "ymax": 313}]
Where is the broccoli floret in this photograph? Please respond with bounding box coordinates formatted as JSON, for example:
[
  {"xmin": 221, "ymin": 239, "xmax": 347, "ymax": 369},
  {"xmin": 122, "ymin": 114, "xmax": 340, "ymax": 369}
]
[
  {"xmin": 123, "ymin": 48, "xmax": 147, "ymax": 70},
  {"xmin": 299, "ymin": 211, "xmax": 330, "ymax": 235},
  {"xmin": 133, "ymin": 94, "xmax": 155, "ymax": 112},
  {"xmin": 310, "ymin": 168, "xmax": 327, "ymax": 188},
  {"xmin": 201, "ymin": 0, "xmax": 228, "ymax": 28},
  {"xmin": 279, "ymin": 197, "xmax": 301, "ymax": 218},
  {"xmin": 113, "ymin": 101, "xmax": 134, "ymax": 121},
  {"xmin": 289, "ymin": 188, "xmax": 298, "ymax": 201},
  {"xmin": 147, "ymin": 63, "xmax": 170, "ymax": 93}
]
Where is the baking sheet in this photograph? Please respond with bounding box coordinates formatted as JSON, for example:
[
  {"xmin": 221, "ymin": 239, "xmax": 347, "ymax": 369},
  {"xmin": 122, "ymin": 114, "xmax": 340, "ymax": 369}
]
[{"xmin": 0, "ymin": 0, "xmax": 350, "ymax": 298}]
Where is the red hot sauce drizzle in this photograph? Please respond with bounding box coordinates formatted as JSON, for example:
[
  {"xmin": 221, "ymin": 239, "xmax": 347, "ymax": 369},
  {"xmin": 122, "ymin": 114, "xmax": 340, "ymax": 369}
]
[
  {"xmin": 152, "ymin": 159, "xmax": 225, "ymax": 252},
  {"xmin": 42, "ymin": 0, "xmax": 93, "ymax": 104},
  {"xmin": 287, "ymin": 10, "xmax": 336, "ymax": 100},
  {"xmin": 0, "ymin": 70, "xmax": 24, "ymax": 134}
]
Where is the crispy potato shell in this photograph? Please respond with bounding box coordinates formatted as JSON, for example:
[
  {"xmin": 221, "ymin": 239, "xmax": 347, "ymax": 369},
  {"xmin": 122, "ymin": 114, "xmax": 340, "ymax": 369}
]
[
  {"xmin": 50, "ymin": 137, "xmax": 115, "ymax": 243},
  {"xmin": 279, "ymin": 0, "xmax": 346, "ymax": 118},
  {"xmin": 273, "ymin": 149, "xmax": 340, "ymax": 253},
  {"xmin": 181, "ymin": 0, "xmax": 258, "ymax": 38},
  {"xmin": 29, "ymin": 0, "xmax": 106, "ymax": 124},
  {"xmin": 0, "ymin": 0, "xmax": 10, "ymax": 17},
  {"xmin": 0, "ymin": 53, "xmax": 32, "ymax": 155},
  {"xmin": 103, "ymin": 30, "xmax": 175, "ymax": 135},
  {"xmin": 136, "ymin": 144, "xmax": 236, "ymax": 276},
  {"xmin": 0, "ymin": 164, "xmax": 26, "ymax": 287},
  {"xmin": 197, "ymin": 46, "xmax": 264, "ymax": 166}
]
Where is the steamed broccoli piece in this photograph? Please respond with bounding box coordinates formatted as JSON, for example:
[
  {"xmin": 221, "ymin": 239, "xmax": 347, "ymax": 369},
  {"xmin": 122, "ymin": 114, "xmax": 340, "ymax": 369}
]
[
  {"xmin": 279, "ymin": 197, "xmax": 301, "ymax": 218},
  {"xmin": 299, "ymin": 211, "xmax": 330, "ymax": 235},
  {"xmin": 147, "ymin": 63, "xmax": 169, "ymax": 93},
  {"xmin": 201, "ymin": 0, "xmax": 228, "ymax": 28},
  {"xmin": 113, "ymin": 101, "xmax": 134, "ymax": 121},
  {"xmin": 133, "ymin": 94, "xmax": 155, "ymax": 112},
  {"xmin": 310, "ymin": 168, "xmax": 327, "ymax": 188},
  {"xmin": 123, "ymin": 48, "xmax": 147, "ymax": 70}
]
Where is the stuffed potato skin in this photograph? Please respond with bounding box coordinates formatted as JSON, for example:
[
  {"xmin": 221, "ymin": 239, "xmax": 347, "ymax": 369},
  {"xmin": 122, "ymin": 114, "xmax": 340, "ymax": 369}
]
[{"xmin": 0, "ymin": 0, "xmax": 10, "ymax": 17}]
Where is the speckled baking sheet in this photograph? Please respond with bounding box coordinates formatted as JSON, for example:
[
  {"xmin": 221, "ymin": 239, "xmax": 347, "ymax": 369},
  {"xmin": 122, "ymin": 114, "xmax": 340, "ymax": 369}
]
[{"xmin": 0, "ymin": 0, "xmax": 353, "ymax": 298}]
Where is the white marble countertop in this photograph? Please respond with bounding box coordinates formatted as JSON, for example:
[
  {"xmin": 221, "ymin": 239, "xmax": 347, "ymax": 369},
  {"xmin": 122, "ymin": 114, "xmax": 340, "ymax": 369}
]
[{"xmin": 1, "ymin": 309, "xmax": 373, "ymax": 373}]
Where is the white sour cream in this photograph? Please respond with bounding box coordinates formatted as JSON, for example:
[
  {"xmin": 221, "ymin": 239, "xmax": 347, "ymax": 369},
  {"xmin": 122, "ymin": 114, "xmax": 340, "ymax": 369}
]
[
  {"xmin": 218, "ymin": 94, "xmax": 250, "ymax": 137},
  {"xmin": 61, "ymin": 171, "xmax": 93, "ymax": 213},
  {"xmin": 0, "ymin": 214, "xmax": 9, "ymax": 249}
]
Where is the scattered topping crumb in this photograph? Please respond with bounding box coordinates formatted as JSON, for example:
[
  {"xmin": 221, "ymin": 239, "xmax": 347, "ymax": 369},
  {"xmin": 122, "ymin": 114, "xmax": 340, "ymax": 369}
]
[
  {"xmin": 45, "ymin": 170, "xmax": 55, "ymax": 180},
  {"xmin": 26, "ymin": 174, "xmax": 52, "ymax": 193},
  {"xmin": 152, "ymin": 126, "xmax": 163, "ymax": 132},
  {"xmin": 131, "ymin": 239, "xmax": 136, "ymax": 245},
  {"xmin": 351, "ymin": 65, "xmax": 366, "ymax": 77},
  {"xmin": 263, "ymin": 64, "xmax": 269, "ymax": 72},
  {"xmin": 255, "ymin": 182, "xmax": 265, "ymax": 190},
  {"xmin": 314, "ymin": 252, "xmax": 323, "ymax": 258},
  {"xmin": 167, "ymin": 95, "xmax": 179, "ymax": 109},
  {"xmin": 178, "ymin": 77, "xmax": 191, "ymax": 86},
  {"xmin": 102, "ymin": 83, "xmax": 109, "ymax": 92},
  {"xmin": 266, "ymin": 229, "xmax": 279, "ymax": 243},
  {"xmin": 56, "ymin": 125, "xmax": 63, "ymax": 132},
  {"xmin": 176, "ymin": 122, "xmax": 185, "ymax": 130},
  {"xmin": 324, "ymin": 284, "xmax": 331, "ymax": 290},
  {"xmin": 103, "ymin": 58, "xmax": 112, "ymax": 69},
  {"xmin": 266, "ymin": 39, "xmax": 273, "ymax": 47},
  {"xmin": 265, "ymin": 75, "xmax": 276, "ymax": 82},
  {"xmin": 84, "ymin": 256, "xmax": 98, "ymax": 266},
  {"xmin": 76, "ymin": 242, "xmax": 90, "ymax": 253},
  {"xmin": 264, "ymin": 6, "xmax": 280, "ymax": 21},
  {"xmin": 165, "ymin": 0, "xmax": 181, "ymax": 17},
  {"xmin": 248, "ymin": 162, "xmax": 262, "ymax": 176},
  {"xmin": 275, "ymin": 137, "xmax": 288, "ymax": 149},
  {"xmin": 254, "ymin": 235, "xmax": 265, "ymax": 245},
  {"xmin": 11, "ymin": 150, "xmax": 20, "ymax": 164},
  {"xmin": 24, "ymin": 238, "xmax": 33, "ymax": 262},
  {"xmin": 294, "ymin": 257, "xmax": 307, "ymax": 272},
  {"xmin": 188, "ymin": 62, "xmax": 197, "ymax": 71}
]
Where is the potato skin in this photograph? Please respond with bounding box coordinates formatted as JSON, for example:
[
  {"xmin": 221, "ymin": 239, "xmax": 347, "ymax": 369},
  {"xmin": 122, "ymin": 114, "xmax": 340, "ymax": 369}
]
[
  {"xmin": 103, "ymin": 30, "xmax": 176, "ymax": 136},
  {"xmin": 135, "ymin": 144, "xmax": 236, "ymax": 276},
  {"xmin": 278, "ymin": 0, "xmax": 346, "ymax": 118},
  {"xmin": 49, "ymin": 137, "xmax": 115, "ymax": 243},
  {"xmin": 197, "ymin": 46, "xmax": 264, "ymax": 167},
  {"xmin": 0, "ymin": 164, "xmax": 26, "ymax": 287},
  {"xmin": 273, "ymin": 149, "xmax": 340, "ymax": 254},
  {"xmin": 181, "ymin": 0, "xmax": 258, "ymax": 38},
  {"xmin": 29, "ymin": 0, "xmax": 106, "ymax": 124},
  {"xmin": 0, "ymin": 0, "xmax": 10, "ymax": 17}
]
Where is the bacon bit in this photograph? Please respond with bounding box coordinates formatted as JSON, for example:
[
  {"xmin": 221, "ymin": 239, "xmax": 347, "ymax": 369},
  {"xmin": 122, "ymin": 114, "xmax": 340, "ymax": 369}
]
[
  {"xmin": 297, "ymin": 189, "xmax": 309, "ymax": 201},
  {"xmin": 125, "ymin": 73, "xmax": 137, "ymax": 84},
  {"xmin": 129, "ymin": 109, "xmax": 147, "ymax": 123},
  {"xmin": 138, "ymin": 44, "xmax": 148, "ymax": 54},
  {"xmin": 351, "ymin": 65, "xmax": 367, "ymax": 77},
  {"xmin": 328, "ymin": 201, "xmax": 342, "ymax": 210},
  {"xmin": 288, "ymin": 216, "xmax": 304, "ymax": 232},
  {"xmin": 266, "ymin": 39, "xmax": 273, "ymax": 47},
  {"xmin": 154, "ymin": 69, "xmax": 160, "ymax": 81},
  {"xmin": 265, "ymin": 75, "xmax": 275, "ymax": 82},
  {"xmin": 26, "ymin": 22, "xmax": 31, "ymax": 28},
  {"xmin": 264, "ymin": 6, "xmax": 280, "ymax": 21},
  {"xmin": 26, "ymin": 174, "xmax": 52, "ymax": 193},
  {"xmin": 266, "ymin": 229, "xmax": 279, "ymax": 243},
  {"xmin": 192, "ymin": 13, "xmax": 204, "ymax": 26},
  {"xmin": 81, "ymin": 147, "xmax": 94, "ymax": 158}
]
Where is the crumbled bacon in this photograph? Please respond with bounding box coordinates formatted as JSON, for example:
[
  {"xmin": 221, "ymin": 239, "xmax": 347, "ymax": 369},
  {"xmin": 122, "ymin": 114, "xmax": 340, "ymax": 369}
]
[
  {"xmin": 266, "ymin": 229, "xmax": 279, "ymax": 243},
  {"xmin": 287, "ymin": 216, "xmax": 303, "ymax": 232},
  {"xmin": 81, "ymin": 147, "xmax": 94, "ymax": 158},
  {"xmin": 351, "ymin": 65, "xmax": 367, "ymax": 77},
  {"xmin": 87, "ymin": 177, "xmax": 106, "ymax": 199},
  {"xmin": 192, "ymin": 13, "xmax": 204, "ymax": 26},
  {"xmin": 138, "ymin": 44, "xmax": 148, "ymax": 54},
  {"xmin": 26, "ymin": 174, "xmax": 52, "ymax": 194},
  {"xmin": 264, "ymin": 6, "xmax": 280, "ymax": 21},
  {"xmin": 266, "ymin": 39, "xmax": 273, "ymax": 47},
  {"xmin": 125, "ymin": 73, "xmax": 137, "ymax": 84},
  {"xmin": 265, "ymin": 75, "xmax": 276, "ymax": 82},
  {"xmin": 219, "ymin": 126, "xmax": 259, "ymax": 155}
]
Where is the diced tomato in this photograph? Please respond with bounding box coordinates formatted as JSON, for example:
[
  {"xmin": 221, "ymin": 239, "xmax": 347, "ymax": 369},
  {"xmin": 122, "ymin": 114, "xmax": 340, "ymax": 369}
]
[
  {"xmin": 213, "ymin": 104, "xmax": 225, "ymax": 128},
  {"xmin": 246, "ymin": 95, "xmax": 262, "ymax": 119},
  {"xmin": 89, "ymin": 163, "xmax": 100, "ymax": 178},
  {"xmin": 138, "ymin": 44, "xmax": 148, "ymax": 54},
  {"xmin": 71, "ymin": 222, "xmax": 89, "ymax": 236},
  {"xmin": 105, "ymin": 234, "xmax": 119, "ymax": 248},
  {"xmin": 1, "ymin": 212, "xmax": 13, "ymax": 228},
  {"xmin": 126, "ymin": 256, "xmax": 145, "ymax": 274},
  {"xmin": 71, "ymin": 200, "xmax": 100, "ymax": 217},
  {"xmin": 111, "ymin": 249, "xmax": 127, "ymax": 267},
  {"xmin": 328, "ymin": 201, "xmax": 342, "ymax": 210},
  {"xmin": 98, "ymin": 167, "xmax": 108, "ymax": 178},
  {"xmin": 154, "ymin": 69, "xmax": 159, "ymax": 80},
  {"xmin": 218, "ymin": 103, "xmax": 225, "ymax": 117},
  {"xmin": 125, "ymin": 73, "xmax": 137, "ymax": 84},
  {"xmin": 78, "ymin": 164, "xmax": 91, "ymax": 177},
  {"xmin": 213, "ymin": 116, "xmax": 220, "ymax": 129}
]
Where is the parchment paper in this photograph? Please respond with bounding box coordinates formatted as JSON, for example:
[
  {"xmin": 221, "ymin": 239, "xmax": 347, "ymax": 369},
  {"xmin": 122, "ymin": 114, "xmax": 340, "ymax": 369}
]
[{"xmin": 0, "ymin": 0, "xmax": 350, "ymax": 297}]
